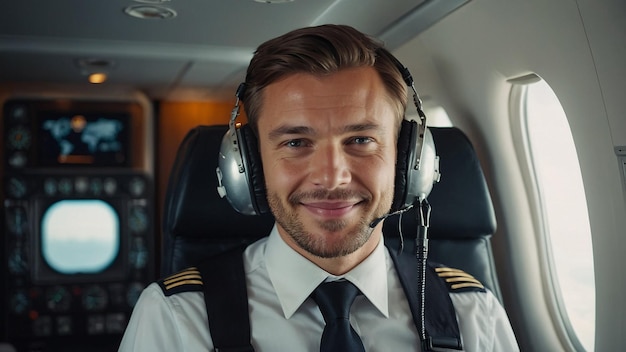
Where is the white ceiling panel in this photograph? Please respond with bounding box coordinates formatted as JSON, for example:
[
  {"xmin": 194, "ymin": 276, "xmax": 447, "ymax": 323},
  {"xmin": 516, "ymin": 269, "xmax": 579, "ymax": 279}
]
[{"xmin": 0, "ymin": 0, "xmax": 470, "ymax": 100}]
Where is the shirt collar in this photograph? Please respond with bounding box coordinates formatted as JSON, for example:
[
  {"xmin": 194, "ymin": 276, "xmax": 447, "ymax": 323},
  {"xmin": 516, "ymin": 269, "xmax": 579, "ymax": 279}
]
[{"xmin": 265, "ymin": 225, "xmax": 389, "ymax": 319}]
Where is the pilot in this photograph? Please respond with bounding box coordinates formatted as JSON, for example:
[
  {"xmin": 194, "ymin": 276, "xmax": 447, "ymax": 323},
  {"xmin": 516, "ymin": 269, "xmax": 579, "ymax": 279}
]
[{"xmin": 119, "ymin": 24, "xmax": 519, "ymax": 351}]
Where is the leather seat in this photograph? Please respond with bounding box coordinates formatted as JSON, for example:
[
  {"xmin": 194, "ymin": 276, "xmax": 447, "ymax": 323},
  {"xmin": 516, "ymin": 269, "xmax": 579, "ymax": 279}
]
[{"xmin": 161, "ymin": 124, "xmax": 502, "ymax": 300}]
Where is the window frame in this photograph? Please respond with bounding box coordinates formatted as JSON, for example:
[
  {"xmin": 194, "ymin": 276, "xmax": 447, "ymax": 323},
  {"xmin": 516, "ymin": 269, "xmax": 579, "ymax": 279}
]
[{"xmin": 508, "ymin": 73, "xmax": 592, "ymax": 352}]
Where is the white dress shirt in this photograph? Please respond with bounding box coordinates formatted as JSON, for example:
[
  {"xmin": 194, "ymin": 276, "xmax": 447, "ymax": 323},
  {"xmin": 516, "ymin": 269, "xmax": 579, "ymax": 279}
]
[{"xmin": 119, "ymin": 225, "xmax": 519, "ymax": 351}]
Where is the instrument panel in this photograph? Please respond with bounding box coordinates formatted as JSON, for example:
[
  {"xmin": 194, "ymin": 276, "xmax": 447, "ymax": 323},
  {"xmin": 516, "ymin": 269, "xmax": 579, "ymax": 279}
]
[{"xmin": 2, "ymin": 96, "xmax": 155, "ymax": 351}]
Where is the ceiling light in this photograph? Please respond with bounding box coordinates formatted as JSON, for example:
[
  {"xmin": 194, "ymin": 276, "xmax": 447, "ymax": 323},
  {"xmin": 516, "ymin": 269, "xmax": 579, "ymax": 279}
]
[
  {"xmin": 124, "ymin": 5, "xmax": 177, "ymax": 19},
  {"xmin": 88, "ymin": 73, "xmax": 107, "ymax": 84},
  {"xmin": 75, "ymin": 58, "xmax": 115, "ymax": 83}
]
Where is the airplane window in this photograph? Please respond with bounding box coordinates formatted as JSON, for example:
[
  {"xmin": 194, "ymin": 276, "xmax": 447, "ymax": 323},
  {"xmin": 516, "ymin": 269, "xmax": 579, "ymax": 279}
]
[{"xmin": 512, "ymin": 76, "xmax": 595, "ymax": 351}]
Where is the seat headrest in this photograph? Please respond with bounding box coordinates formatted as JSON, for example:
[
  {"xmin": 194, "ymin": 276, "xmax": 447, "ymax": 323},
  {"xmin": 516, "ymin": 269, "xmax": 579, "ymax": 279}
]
[
  {"xmin": 163, "ymin": 125, "xmax": 495, "ymax": 244},
  {"xmin": 429, "ymin": 127, "xmax": 497, "ymax": 238},
  {"xmin": 384, "ymin": 127, "xmax": 497, "ymax": 239},
  {"xmin": 162, "ymin": 125, "xmax": 274, "ymax": 242}
]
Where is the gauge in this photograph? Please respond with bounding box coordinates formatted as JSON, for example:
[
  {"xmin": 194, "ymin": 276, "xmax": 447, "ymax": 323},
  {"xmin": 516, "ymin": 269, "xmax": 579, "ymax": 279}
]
[
  {"xmin": 10, "ymin": 290, "xmax": 30, "ymax": 314},
  {"xmin": 128, "ymin": 177, "xmax": 146, "ymax": 197},
  {"xmin": 56, "ymin": 316, "xmax": 73, "ymax": 335},
  {"xmin": 7, "ymin": 177, "xmax": 28, "ymax": 199},
  {"xmin": 75, "ymin": 177, "xmax": 89, "ymax": 194},
  {"xmin": 82, "ymin": 285, "xmax": 109, "ymax": 311},
  {"xmin": 43, "ymin": 178, "xmax": 57, "ymax": 196},
  {"xmin": 8, "ymin": 104, "xmax": 28, "ymax": 122},
  {"xmin": 128, "ymin": 206, "xmax": 149, "ymax": 234},
  {"xmin": 46, "ymin": 285, "xmax": 72, "ymax": 312},
  {"xmin": 90, "ymin": 178, "xmax": 103, "ymax": 195},
  {"xmin": 103, "ymin": 177, "xmax": 117, "ymax": 195},
  {"xmin": 6, "ymin": 206, "xmax": 28, "ymax": 236},
  {"xmin": 7, "ymin": 151, "xmax": 27, "ymax": 168},
  {"xmin": 7, "ymin": 247, "xmax": 28, "ymax": 274},
  {"xmin": 6, "ymin": 126, "xmax": 31, "ymax": 150},
  {"xmin": 129, "ymin": 237, "xmax": 148, "ymax": 269},
  {"xmin": 58, "ymin": 178, "xmax": 72, "ymax": 195},
  {"xmin": 86, "ymin": 315, "xmax": 106, "ymax": 335}
]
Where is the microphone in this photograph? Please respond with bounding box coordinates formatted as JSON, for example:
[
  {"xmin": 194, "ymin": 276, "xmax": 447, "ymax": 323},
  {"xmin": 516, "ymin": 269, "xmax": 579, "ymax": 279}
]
[{"xmin": 369, "ymin": 204, "xmax": 414, "ymax": 228}]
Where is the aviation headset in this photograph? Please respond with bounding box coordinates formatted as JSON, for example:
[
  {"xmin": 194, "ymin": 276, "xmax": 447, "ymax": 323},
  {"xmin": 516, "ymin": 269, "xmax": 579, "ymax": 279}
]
[{"xmin": 216, "ymin": 49, "xmax": 440, "ymax": 216}]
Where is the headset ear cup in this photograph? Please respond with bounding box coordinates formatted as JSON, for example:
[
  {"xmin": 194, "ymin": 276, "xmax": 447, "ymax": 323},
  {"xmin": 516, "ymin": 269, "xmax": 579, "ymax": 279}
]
[
  {"xmin": 240, "ymin": 125, "xmax": 270, "ymax": 214},
  {"xmin": 392, "ymin": 120, "xmax": 413, "ymax": 212}
]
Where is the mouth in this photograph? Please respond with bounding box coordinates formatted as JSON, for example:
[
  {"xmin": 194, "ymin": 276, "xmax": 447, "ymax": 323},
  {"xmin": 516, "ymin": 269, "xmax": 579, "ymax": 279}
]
[
  {"xmin": 289, "ymin": 189, "xmax": 370, "ymax": 219},
  {"xmin": 301, "ymin": 200, "xmax": 362, "ymax": 218}
]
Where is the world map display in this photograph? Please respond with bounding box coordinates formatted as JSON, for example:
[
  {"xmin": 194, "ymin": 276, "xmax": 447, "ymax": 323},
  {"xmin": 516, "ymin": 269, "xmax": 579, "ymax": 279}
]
[{"xmin": 42, "ymin": 117, "xmax": 124, "ymax": 157}]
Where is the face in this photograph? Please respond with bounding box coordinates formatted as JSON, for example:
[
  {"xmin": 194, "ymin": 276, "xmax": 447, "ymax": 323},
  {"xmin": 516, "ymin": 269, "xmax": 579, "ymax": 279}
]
[{"xmin": 257, "ymin": 66, "xmax": 398, "ymax": 260}]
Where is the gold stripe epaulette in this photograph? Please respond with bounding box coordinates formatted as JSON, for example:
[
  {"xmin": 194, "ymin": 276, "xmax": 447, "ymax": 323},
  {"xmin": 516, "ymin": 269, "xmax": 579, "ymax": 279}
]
[
  {"xmin": 435, "ymin": 267, "xmax": 486, "ymax": 292},
  {"xmin": 158, "ymin": 267, "xmax": 204, "ymax": 296}
]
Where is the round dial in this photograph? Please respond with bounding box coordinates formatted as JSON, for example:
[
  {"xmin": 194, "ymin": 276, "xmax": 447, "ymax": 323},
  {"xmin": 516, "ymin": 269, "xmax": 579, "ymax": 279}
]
[
  {"xmin": 7, "ymin": 151, "xmax": 28, "ymax": 168},
  {"xmin": 128, "ymin": 206, "xmax": 149, "ymax": 234},
  {"xmin": 90, "ymin": 178, "xmax": 103, "ymax": 195},
  {"xmin": 128, "ymin": 177, "xmax": 146, "ymax": 197},
  {"xmin": 7, "ymin": 177, "xmax": 28, "ymax": 199},
  {"xmin": 57, "ymin": 178, "xmax": 73, "ymax": 195},
  {"xmin": 46, "ymin": 286, "xmax": 72, "ymax": 312},
  {"xmin": 10, "ymin": 290, "xmax": 30, "ymax": 314},
  {"xmin": 129, "ymin": 237, "xmax": 148, "ymax": 269},
  {"xmin": 7, "ymin": 247, "xmax": 28, "ymax": 274},
  {"xmin": 43, "ymin": 178, "xmax": 57, "ymax": 196},
  {"xmin": 8, "ymin": 104, "xmax": 28, "ymax": 122},
  {"xmin": 103, "ymin": 178, "xmax": 117, "ymax": 195},
  {"xmin": 6, "ymin": 206, "xmax": 28, "ymax": 236},
  {"xmin": 7, "ymin": 126, "xmax": 31, "ymax": 150},
  {"xmin": 75, "ymin": 177, "xmax": 89, "ymax": 194},
  {"xmin": 82, "ymin": 285, "xmax": 109, "ymax": 311}
]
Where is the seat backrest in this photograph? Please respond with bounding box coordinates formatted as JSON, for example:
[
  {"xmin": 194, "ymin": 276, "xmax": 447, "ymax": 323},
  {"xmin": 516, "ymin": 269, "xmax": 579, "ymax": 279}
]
[
  {"xmin": 161, "ymin": 125, "xmax": 501, "ymax": 300},
  {"xmin": 161, "ymin": 125, "xmax": 274, "ymax": 275},
  {"xmin": 383, "ymin": 127, "xmax": 501, "ymax": 300}
]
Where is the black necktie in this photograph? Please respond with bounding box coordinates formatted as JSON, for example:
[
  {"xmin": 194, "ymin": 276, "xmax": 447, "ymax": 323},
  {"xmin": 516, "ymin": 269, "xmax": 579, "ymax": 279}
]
[{"xmin": 311, "ymin": 281, "xmax": 366, "ymax": 352}]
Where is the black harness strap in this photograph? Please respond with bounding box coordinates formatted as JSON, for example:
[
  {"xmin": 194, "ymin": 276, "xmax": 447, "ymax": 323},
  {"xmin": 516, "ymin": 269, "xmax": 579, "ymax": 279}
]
[
  {"xmin": 388, "ymin": 241, "xmax": 463, "ymax": 351},
  {"xmin": 197, "ymin": 246, "xmax": 254, "ymax": 352},
  {"xmin": 197, "ymin": 243, "xmax": 462, "ymax": 352}
]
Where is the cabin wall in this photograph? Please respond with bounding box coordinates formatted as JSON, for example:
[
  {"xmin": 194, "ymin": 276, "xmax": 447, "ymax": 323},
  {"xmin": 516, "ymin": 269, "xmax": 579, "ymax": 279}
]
[{"xmin": 394, "ymin": 0, "xmax": 626, "ymax": 350}]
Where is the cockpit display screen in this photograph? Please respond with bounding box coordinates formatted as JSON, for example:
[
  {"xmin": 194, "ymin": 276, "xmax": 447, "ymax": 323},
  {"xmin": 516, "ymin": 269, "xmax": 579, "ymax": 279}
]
[{"xmin": 38, "ymin": 112, "xmax": 130, "ymax": 166}]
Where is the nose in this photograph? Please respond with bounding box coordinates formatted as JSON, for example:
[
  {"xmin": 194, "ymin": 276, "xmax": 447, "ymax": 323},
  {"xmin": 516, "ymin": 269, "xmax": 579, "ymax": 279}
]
[{"xmin": 309, "ymin": 142, "xmax": 352, "ymax": 190}]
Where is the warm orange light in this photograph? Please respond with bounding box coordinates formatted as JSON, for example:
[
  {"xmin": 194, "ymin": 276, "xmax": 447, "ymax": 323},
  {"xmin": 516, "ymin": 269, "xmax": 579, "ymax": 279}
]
[
  {"xmin": 89, "ymin": 72, "xmax": 107, "ymax": 84},
  {"xmin": 71, "ymin": 115, "xmax": 87, "ymax": 132}
]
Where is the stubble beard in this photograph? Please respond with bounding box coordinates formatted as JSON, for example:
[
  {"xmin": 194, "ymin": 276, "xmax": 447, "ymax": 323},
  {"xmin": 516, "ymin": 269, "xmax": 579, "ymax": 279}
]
[{"xmin": 267, "ymin": 189, "xmax": 391, "ymax": 258}]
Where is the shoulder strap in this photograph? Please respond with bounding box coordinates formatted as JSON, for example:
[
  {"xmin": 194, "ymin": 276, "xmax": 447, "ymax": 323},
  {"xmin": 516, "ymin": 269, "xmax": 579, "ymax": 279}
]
[
  {"xmin": 433, "ymin": 266, "xmax": 487, "ymax": 293},
  {"xmin": 387, "ymin": 241, "xmax": 463, "ymax": 351},
  {"xmin": 196, "ymin": 246, "xmax": 255, "ymax": 352},
  {"xmin": 158, "ymin": 267, "xmax": 204, "ymax": 296},
  {"xmin": 196, "ymin": 241, "xmax": 462, "ymax": 352}
]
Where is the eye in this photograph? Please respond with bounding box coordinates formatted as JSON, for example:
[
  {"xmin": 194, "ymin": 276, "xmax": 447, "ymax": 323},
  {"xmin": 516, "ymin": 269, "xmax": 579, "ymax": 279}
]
[
  {"xmin": 285, "ymin": 139, "xmax": 304, "ymax": 148},
  {"xmin": 351, "ymin": 136, "xmax": 373, "ymax": 145}
]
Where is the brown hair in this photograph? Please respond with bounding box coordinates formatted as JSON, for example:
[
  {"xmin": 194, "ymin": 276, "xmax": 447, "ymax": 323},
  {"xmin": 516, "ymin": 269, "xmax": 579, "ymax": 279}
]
[{"xmin": 242, "ymin": 24, "xmax": 408, "ymax": 135}]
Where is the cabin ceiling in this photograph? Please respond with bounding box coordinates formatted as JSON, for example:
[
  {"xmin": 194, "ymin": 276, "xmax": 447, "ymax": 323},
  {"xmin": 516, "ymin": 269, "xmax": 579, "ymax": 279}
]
[{"xmin": 0, "ymin": 0, "xmax": 469, "ymax": 101}]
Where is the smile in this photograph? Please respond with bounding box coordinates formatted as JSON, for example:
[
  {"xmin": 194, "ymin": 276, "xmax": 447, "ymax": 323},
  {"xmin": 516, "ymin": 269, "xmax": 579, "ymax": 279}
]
[{"xmin": 301, "ymin": 201, "xmax": 360, "ymax": 218}]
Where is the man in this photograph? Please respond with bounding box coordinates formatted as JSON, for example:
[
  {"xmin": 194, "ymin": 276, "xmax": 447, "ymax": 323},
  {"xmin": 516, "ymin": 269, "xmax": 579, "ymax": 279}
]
[{"xmin": 119, "ymin": 24, "xmax": 519, "ymax": 351}]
